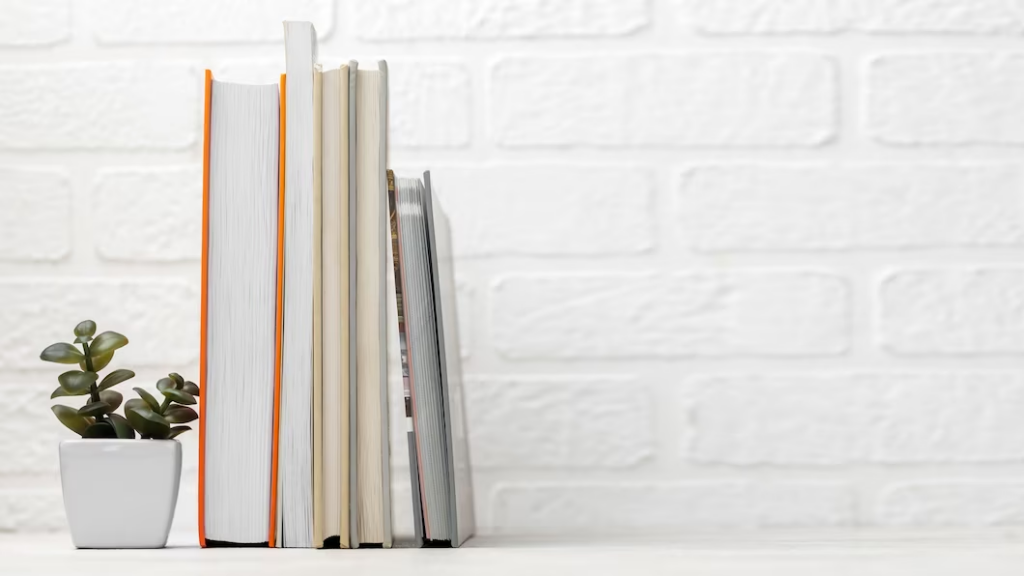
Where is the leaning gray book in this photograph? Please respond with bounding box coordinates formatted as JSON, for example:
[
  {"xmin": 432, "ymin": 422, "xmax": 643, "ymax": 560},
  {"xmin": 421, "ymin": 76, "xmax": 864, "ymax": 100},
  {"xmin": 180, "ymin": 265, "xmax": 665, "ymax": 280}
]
[{"xmin": 388, "ymin": 172, "xmax": 475, "ymax": 547}]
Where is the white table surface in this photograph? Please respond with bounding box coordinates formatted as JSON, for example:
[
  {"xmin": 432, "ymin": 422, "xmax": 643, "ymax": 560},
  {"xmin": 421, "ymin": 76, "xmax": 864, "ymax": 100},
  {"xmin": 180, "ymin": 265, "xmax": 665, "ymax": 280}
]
[{"xmin": 6, "ymin": 530, "xmax": 1024, "ymax": 575}]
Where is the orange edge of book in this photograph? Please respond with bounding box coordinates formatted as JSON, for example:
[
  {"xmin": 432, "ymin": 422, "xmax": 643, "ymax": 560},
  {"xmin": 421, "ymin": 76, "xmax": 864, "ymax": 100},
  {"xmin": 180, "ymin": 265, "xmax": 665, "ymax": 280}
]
[
  {"xmin": 268, "ymin": 73, "xmax": 287, "ymax": 548},
  {"xmin": 198, "ymin": 69, "xmax": 212, "ymax": 548}
]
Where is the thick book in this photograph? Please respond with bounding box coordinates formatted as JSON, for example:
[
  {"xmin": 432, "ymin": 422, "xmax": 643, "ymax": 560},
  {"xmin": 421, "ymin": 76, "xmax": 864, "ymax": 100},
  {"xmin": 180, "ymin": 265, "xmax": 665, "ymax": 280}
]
[{"xmin": 198, "ymin": 70, "xmax": 284, "ymax": 548}]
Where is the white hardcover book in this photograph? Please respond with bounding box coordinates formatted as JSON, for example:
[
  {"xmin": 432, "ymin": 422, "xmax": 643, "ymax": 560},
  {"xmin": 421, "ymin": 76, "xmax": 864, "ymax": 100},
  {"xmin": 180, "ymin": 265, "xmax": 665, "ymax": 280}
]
[
  {"xmin": 204, "ymin": 79, "xmax": 280, "ymax": 546},
  {"xmin": 279, "ymin": 20, "xmax": 317, "ymax": 549}
]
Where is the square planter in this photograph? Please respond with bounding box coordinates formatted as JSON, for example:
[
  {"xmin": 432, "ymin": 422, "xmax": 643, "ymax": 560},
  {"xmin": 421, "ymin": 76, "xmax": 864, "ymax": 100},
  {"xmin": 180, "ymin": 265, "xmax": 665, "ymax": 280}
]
[{"xmin": 59, "ymin": 439, "xmax": 181, "ymax": 549}]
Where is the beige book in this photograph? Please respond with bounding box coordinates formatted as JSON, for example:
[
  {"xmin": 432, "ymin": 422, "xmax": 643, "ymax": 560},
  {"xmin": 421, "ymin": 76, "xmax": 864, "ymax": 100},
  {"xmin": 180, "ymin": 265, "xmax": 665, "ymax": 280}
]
[
  {"xmin": 355, "ymin": 61, "xmax": 391, "ymax": 547},
  {"xmin": 321, "ymin": 64, "xmax": 351, "ymax": 548},
  {"xmin": 312, "ymin": 67, "xmax": 324, "ymax": 548},
  {"xmin": 346, "ymin": 61, "xmax": 358, "ymax": 548}
]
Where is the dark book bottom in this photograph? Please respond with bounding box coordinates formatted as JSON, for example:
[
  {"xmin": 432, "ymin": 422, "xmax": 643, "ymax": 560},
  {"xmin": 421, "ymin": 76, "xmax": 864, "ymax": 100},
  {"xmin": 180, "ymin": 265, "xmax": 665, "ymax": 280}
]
[
  {"xmin": 322, "ymin": 536, "xmax": 341, "ymax": 549},
  {"xmin": 205, "ymin": 539, "xmax": 270, "ymax": 548}
]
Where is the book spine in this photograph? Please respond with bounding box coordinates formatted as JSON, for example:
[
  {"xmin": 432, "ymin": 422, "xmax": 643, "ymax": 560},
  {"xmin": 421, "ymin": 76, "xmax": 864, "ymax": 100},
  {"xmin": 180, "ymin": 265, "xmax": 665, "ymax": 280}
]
[
  {"xmin": 269, "ymin": 73, "xmax": 287, "ymax": 548},
  {"xmin": 198, "ymin": 69, "xmax": 213, "ymax": 548}
]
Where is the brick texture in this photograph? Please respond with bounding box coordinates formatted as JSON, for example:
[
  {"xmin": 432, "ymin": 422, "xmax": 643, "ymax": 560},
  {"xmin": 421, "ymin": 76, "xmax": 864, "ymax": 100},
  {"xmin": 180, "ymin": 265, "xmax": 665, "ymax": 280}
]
[
  {"xmin": 0, "ymin": 62, "xmax": 197, "ymax": 150},
  {"xmin": 491, "ymin": 54, "xmax": 837, "ymax": 147},
  {"xmin": 432, "ymin": 166, "xmax": 654, "ymax": 256},
  {"xmin": 676, "ymin": 0, "xmax": 1024, "ymax": 34},
  {"xmin": 94, "ymin": 166, "xmax": 202, "ymax": 262},
  {"xmin": 465, "ymin": 377, "xmax": 654, "ymax": 468},
  {"xmin": 0, "ymin": 168, "xmax": 71, "ymax": 262},
  {"xmin": 5, "ymin": 0, "xmax": 1024, "ymax": 537},
  {"xmin": 676, "ymin": 164, "xmax": 1024, "ymax": 251},
  {"xmin": 678, "ymin": 0, "xmax": 845, "ymax": 34},
  {"xmin": 878, "ymin": 482, "xmax": 1024, "ymax": 526},
  {"xmin": 0, "ymin": 488, "xmax": 66, "ymax": 531},
  {"xmin": 492, "ymin": 482, "xmax": 855, "ymax": 533},
  {"xmin": 868, "ymin": 53, "xmax": 1024, "ymax": 146},
  {"xmin": 0, "ymin": 0, "xmax": 69, "ymax": 46},
  {"xmin": 880, "ymin": 269, "xmax": 1024, "ymax": 355},
  {"xmin": 492, "ymin": 272, "xmax": 849, "ymax": 359},
  {"xmin": 91, "ymin": 0, "xmax": 334, "ymax": 44},
  {"xmin": 351, "ymin": 0, "xmax": 649, "ymax": 40},
  {"xmin": 686, "ymin": 373, "xmax": 1024, "ymax": 465},
  {"xmin": 0, "ymin": 279, "xmax": 199, "ymax": 370}
]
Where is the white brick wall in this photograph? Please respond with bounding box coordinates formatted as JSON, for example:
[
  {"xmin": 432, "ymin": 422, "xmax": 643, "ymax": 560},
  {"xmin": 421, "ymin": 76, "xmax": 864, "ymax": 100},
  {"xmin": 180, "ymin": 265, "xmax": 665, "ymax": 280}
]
[{"xmin": 4, "ymin": 0, "xmax": 1024, "ymax": 537}]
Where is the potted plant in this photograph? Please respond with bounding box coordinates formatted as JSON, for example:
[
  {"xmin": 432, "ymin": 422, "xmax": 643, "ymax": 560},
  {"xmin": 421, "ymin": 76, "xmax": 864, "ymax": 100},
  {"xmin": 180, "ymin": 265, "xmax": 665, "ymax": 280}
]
[{"xmin": 41, "ymin": 320, "xmax": 199, "ymax": 549}]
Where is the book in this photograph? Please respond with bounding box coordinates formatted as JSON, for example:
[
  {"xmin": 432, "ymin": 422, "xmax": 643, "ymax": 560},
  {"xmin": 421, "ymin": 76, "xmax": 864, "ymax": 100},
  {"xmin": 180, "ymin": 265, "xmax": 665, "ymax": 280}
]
[
  {"xmin": 387, "ymin": 170, "xmax": 424, "ymax": 546},
  {"xmin": 354, "ymin": 60, "xmax": 392, "ymax": 548},
  {"xmin": 346, "ymin": 60, "xmax": 359, "ymax": 548},
  {"xmin": 199, "ymin": 71, "xmax": 282, "ymax": 547},
  {"xmin": 388, "ymin": 172, "xmax": 475, "ymax": 547},
  {"xmin": 199, "ymin": 20, "xmax": 474, "ymax": 549},
  {"xmin": 312, "ymin": 65, "xmax": 324, "ymax": 550},
  {"xmin": 319, "ymin": 63, "xmax": 351, "ymax": 549},
  {"xmin": 278, "ymin": 20, "xmax": 317, "ymax": 549},
  {"xmin": 424, "ymin": 171, "xmax": 476, "ymax": 547}
]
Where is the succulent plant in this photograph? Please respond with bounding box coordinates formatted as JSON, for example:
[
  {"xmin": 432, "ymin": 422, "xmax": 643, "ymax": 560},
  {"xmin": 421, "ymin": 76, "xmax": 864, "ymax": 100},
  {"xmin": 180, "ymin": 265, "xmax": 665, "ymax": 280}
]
[
  {"xmin": 41, "ymin": 321, "xmax": 199, "ymax": 440},
  {"xmin": 124, "ymin": 373, "xmax": 199, "ymax": 440},
  {"xmin": 42, "ymin": 320, "xmax": 135, "ymax": 439}
]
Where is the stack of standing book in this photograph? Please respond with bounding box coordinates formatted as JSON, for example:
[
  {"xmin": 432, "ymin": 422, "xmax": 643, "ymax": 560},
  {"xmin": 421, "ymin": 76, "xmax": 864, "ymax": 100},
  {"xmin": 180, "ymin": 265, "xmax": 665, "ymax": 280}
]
[{"xmin": 198, "ymin": 21, "xmax": 474, "ymax": 549}]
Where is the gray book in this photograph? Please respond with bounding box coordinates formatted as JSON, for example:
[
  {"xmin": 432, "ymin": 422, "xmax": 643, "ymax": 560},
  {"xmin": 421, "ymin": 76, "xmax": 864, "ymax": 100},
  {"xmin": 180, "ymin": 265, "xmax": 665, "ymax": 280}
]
[{"xmin": 389, "ymin": 172, "xmax": 475, "ymax": 547}]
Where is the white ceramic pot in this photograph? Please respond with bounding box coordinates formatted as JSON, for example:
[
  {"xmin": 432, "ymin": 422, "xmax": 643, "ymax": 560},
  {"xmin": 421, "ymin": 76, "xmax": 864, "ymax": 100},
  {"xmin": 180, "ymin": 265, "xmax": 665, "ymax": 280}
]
[{"xmin": 59, "ymin": 439, "xmax": 182, "ymax": 549}]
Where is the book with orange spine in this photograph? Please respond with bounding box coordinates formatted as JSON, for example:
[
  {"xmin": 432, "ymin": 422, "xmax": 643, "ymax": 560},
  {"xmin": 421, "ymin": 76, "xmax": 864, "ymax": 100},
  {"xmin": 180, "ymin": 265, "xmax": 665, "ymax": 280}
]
[{"xmin": 199, "ymin": 69, "xmax": 285, "ymax": 548}]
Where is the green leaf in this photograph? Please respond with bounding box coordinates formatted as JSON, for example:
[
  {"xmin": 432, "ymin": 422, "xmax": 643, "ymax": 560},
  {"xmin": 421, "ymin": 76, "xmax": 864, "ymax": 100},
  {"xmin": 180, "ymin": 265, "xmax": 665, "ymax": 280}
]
[
  {"xmin": 83, "ymin": 422, "xmax": 117, "ymax": 439},
  {"xmin": 74, "ymin": 320, "xmax": 97, "ymax": 339},
  {"xmin": 58, "ymin": 370, "xmax": 97, "ymax": 394},
  {"xmin": 83, "ymin": 350, "xmax": 114, "ymax": 372},
  {"xmin": 50, "ymin": 386, "xmax": 88, "ymax": 399},
  {"xmin": 90, "ymin": 331, "xmax": 128, "ymax": 358},
  {"xmin": 97, "ymin": 369, "xmax": 135, "ymax": 391},
  {"xmin": 99, "ymin": 390, "xmax": 123, "ymax": 412},
  {"xmin": 124, "ymin": 398, "xmax": 146, "ymax": 413},
  {"xmin": 40, "ymin": 343, "xmax": 84, "ymax": 364},
  {"xmin": 133, "ymin": 387, "xmax": 160, "ymax": 411},
  {"xmin": 167, "ymin": 426, "xmax": 192, "ymax": 439},
  {"xmin": 78, "ymin": 401, "xmax": 112, "ymax": 417},
  {"xmin": 108, "ymin": 413, "xmax": 136, "ymax": 439},
  {"xmin": 168, "ymin": 373, "xmax": 184, "ymax": 389},
  {"xmin": 125, "ymin": 405, "xmax": 170, "ymax": 438},
  {"xmin": 164, "ymin": 406, "xmax": 198, "ymax": 424},
  {"xmin": 162, "ymin": 388, "xmax": 196, "ymax": 405},
  {"xmin": 183, "ymin": 381, "xmax": 199, "ymax": 395},
  {"xmin": 74, "ymin": 335, "xmax": 91, "ymax": 344},
  {"xmin": 157, "ymin": 378, "xmax": 197, "ymax": 405},
  {"xmin": 156, "ymin": 378, "xmax": 174, "ymax": 394},
  {"xmin": 52, "ymin": 405, "xmax": 89, "ymax": 436}
]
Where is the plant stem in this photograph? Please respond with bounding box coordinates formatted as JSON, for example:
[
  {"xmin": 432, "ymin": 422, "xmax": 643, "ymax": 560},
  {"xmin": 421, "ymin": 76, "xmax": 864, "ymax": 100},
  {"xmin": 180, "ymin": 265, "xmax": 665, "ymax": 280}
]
[
  {"xmin": 81, "ymin": 341, "xmax": 105, "ymax": 425},
  {"xmin": 159, "ymin": 396, "xmax": 171, "ymax": 414}
]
